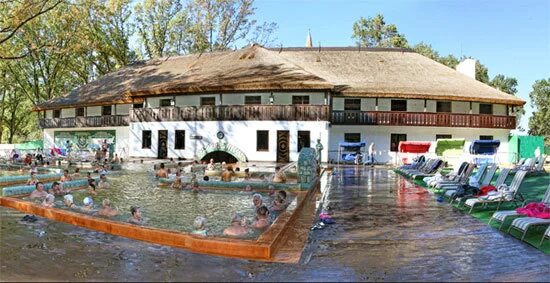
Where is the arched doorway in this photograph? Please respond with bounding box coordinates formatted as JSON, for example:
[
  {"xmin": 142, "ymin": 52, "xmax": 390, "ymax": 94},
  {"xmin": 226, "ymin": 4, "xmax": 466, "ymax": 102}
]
[{"xmin": 201, "ymin": 151, "xmax": 238, "ymax": 164}]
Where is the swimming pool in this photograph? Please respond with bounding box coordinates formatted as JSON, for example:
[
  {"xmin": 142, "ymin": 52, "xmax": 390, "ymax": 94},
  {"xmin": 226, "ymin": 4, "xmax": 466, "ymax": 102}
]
[{"xmin": 21, "ymin": 163, "xmax": 295, "ymax": 239}]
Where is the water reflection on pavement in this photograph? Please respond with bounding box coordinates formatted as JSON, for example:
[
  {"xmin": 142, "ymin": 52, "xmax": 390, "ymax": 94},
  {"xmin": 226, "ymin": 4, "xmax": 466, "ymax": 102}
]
[{"xmin": 1, "ymin": 166, "xmax": 548, "ymax": 281}]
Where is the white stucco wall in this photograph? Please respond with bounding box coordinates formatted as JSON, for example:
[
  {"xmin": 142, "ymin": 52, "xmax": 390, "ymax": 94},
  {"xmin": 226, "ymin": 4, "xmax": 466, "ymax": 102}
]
[
  {"xmin": 494, "ymin": 104, "xmax": 506, "ymax": 115},
  {"xmin": 129, "ymin": 121, "xmax": 329, "ymax": 162},
  {"xmin": 43, "ymin": 127, "xmax": 130, "ymax": 158},
  {"xmin": 328, "ymin": 125, "xmax": 511, "ymax": 165},
  {"xmin": 45, "ymin": 110, "xmax": 53, "ymax": 119}
]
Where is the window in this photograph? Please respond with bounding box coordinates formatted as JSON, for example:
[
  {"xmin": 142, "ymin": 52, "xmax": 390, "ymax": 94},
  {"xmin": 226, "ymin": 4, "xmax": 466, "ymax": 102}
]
[
  {"xmin": 479, "ymin": 104, "xmax": 493, "ymax": 115},
  {"xmin": 75, "ymin": 107, "xmax": 85, "ymax": 117},
  {"xmin": 53, "ymin": 109, "xmax": 61, "ymax": 118},
  {"xmin": 256, "ymin": 130, "xmax": 269, "ymax": 151},
  {"xmin": 391, "ymin": 100, "xmax": 407, "ymax": 111},
  {"xmin": 160, "ymin": 99, "xmax": 173, "ymax": 107},
  {"xmin": 245, "ymin": 96, "xmax": 262, "ymax": 105},
  {"xmin": 297, "ymin": 131, "xmax": 311, "ymax": 152},
  {"xmin": 436, "ymin": 134, "xmax": 452, "ymax": 140},
  {"xmin": 436, "ymin": 101, "xmax": 452, "ymax": 113},
  {"xmin": 292, "ymin": 95, "xmax": 310, "ymax": 105},
  {"xmin": 142, "ymin": 130, "xmax": 152, "ymax": 149},
  {"xmin": 480, "ymin": 135, "xmax": 494, "ymax": 140},
  {"xmin": 133, "ymin": 103, "xmax": 144, "ymax": 109},
  {"xmin": 101, "ymin": 105, "xmax": 112, "ymax": 116},
  {"xmin": 200, "ymin": 97, "xmax": 216, "ymax": 106},
  {"xmin": 390, "ymin": 134, "xmax": 407, "ymax": 152},
  {"xmin": 175, "ymin": 130, "xmax": 185, "ymax": 149},
  {"xmin": 344, "ymin": 133, "xmax": 361, "ymax": 143},
  {"xmin": 344, "ymin": 99, "xmax": 361, "ymax": 111}
]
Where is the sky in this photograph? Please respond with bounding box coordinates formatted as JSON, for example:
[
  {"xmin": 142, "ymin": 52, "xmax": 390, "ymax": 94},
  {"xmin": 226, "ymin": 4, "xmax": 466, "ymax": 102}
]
[{"xmin": 252, "ymin": 0, "xmax": 550, "ymax": 133}]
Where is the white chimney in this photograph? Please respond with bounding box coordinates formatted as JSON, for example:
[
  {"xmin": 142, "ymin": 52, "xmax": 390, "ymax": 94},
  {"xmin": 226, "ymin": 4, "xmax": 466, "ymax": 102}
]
[{"xmin": 456, "ymin": 58, "xmax": 476, "ymax": 79}]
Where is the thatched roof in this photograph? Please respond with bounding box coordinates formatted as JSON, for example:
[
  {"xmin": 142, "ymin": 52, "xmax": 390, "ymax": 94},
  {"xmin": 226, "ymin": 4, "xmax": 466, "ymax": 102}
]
[
  {"xmin": 272, "ymin": 47, "xmax": 525, "ymax": 105},
  {"xmin": 35, "ymin": 45, "xmax": 525, "ymax": 110}
]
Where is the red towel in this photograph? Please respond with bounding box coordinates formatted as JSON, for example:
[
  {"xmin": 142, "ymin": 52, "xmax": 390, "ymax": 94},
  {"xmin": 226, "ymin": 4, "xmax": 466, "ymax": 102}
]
[
  {"xmin": 474, "ymin": 185, "xmax": 496, "ymax": 197},
  {"xmin": 516, "ymin": 202, "xmax": 550, "ymax": 219}
]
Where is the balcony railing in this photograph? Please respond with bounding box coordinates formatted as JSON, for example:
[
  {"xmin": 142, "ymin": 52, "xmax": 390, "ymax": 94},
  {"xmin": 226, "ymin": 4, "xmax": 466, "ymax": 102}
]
[
  {"xmin": 331, "ymin": 111, "xmax": 515, "ymax": 129},
  {"xmin": 39, "ymin": 115, "xmax": 130, "ymax": 128},
  {"xmin": 130, "ymin": 105, "xmax": 330, "ymax": 122}
]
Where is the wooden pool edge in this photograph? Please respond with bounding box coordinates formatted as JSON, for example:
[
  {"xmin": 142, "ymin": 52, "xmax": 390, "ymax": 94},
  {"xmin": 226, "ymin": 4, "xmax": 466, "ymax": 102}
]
[{"xmin": 0, "ymin": 173, "xmax": 324, "ymax": 262}]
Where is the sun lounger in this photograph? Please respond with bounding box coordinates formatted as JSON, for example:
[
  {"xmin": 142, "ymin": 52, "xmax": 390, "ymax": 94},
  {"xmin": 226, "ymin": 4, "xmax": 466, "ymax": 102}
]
[
  {"xmin": 446, "ymin": 164, "xmax": 497, "ymax": 202},
  {"xmin": 434, "ymin": 163, "xmax": 475, "ymax": 190},
  {"xmin": 489, "ymin": 183, "xmax": 550, "ymax": 230},
  {"xmin": 540, "ymin": 226, "xmax": 550, "ymax": 246},
  {"xmin": 508, "ymin": 217, "xmax": 550, "ymax": 241},
  {"xmin": 463, "ymin": 170, "xmax": 528, "ymax": 213}
]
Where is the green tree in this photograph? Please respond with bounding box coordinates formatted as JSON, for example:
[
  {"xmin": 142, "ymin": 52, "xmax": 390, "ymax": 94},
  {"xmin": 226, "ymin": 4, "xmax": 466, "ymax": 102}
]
[
  {"xmin": 412, "ymin": 42, "xmax": 439, "ymax": 60},
  {"xmin": 352, "ymin": 14, "xmax": 408, "ymax": 48},
  {"xmin": 490, "ymin": 74, "xmax": 524, "ymax": 127},
  {"xmin": 528, "ymin": 78, "xmax": 550, "ymax": 144},
  {"xmin": 134, "ymin": 0, "xmax": 186, "ymax": 58}
]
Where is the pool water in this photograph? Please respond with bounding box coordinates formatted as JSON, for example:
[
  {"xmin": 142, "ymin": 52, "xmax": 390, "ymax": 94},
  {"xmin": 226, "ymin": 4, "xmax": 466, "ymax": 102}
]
[{"xmin": 23, "ymin": 163, "xmax": 294, "ymax": 239}]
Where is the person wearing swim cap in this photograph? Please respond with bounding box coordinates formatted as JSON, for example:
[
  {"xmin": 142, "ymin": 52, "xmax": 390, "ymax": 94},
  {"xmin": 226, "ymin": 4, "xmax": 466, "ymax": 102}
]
[
  {"xmin": 81, "ymin": 197, "xmax": 94, "ymax": 213},
  {"xmin": 63, "ymin": 194, "xmax": 78, "ymax": 210}
]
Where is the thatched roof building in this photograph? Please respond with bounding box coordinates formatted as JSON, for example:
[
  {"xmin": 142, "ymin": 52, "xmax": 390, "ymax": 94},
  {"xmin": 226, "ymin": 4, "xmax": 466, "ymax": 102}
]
[{"xmin": 35, "ymin": 44, "xmax": 525, "ymax": 110}]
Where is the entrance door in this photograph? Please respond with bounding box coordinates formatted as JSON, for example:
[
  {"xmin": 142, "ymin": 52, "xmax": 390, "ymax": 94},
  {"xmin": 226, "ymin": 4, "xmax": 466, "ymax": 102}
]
[
  {"xmin": 276, "ymin": 130, "xmax": 289, "ymax": 163},
  {"xmin": 158, "ymin": 130, "xmax": 168, "ymax": 159}
]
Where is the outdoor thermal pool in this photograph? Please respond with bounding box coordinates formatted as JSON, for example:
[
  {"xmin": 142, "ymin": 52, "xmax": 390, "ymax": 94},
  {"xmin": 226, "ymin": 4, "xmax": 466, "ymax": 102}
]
[{"xmin": 16, "ymin": 162, "xmax": 296, "ymax": 239}]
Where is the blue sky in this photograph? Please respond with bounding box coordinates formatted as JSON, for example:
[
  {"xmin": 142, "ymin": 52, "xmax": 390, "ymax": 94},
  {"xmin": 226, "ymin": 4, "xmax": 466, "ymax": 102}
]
[{"xmin": 253, "ymin": 0, "xmax": 550, "ymax": 132}]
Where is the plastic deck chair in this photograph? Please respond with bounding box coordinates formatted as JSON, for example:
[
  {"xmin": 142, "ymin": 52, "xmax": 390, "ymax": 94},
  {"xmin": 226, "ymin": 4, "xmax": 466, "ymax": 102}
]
[
  {"xmin": 540, "ymin": 226, "xmax": 550, "ymax": 246},
  {"xmin": 489, "ymin": 183, "xmax": 550, "ymax": 230},
  {"xmin": 448, "ymin": 164, "xmax": 498, "ymax": 204},
  {"xmin": 464, "ymin": 170, "xmax": 528, "ymax": 213}
]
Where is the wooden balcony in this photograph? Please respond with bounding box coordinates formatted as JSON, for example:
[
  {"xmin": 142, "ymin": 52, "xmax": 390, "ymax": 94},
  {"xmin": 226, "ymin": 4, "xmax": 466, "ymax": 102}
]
[
  {"xmin": 39, "ymin": 115, "xmax": 130, "ymax": 128},
  {"xmin": 130, "ymin": 105, "xmax": 330, "ymax": 122},
  {"xmin": 331, "ymin": 111, "xmax": 516, "ymax": 129}
]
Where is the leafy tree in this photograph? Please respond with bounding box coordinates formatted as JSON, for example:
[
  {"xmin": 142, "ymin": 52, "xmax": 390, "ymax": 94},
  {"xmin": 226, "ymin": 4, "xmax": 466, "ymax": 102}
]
[
  {"xmin": 475, "ymin": 61, "xmax": 489, "ymax": 84},
  {"xmin": 528, "ymin": 78, "xmax": 550, "ymax": 144},
  {"xmin": 352, "ymin": 14, "xmax": 408, "ymax": 48},
  {"xmin": 185, "ymin": 0, "xmax": 274, "ymax": 52},
  {"xmin": 412, "ymin": 42, "xmax": 439, "ymax": 60},
  {"xmin": 134, "ymin": 0, "xmax": 186, "ymax": 58},
  {"xmin": 0, "ymin": 0, "xmax": 64, "ymax": 59},
  {"xmin": 490, "ymin": 74, "xmax": 524, "ymax": 126}
]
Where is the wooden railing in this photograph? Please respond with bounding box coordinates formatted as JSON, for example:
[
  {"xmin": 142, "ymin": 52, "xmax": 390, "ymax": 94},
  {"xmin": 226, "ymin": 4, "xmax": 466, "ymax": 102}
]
[
  {"xmin": 130, "ymin": 105, "xmax": 330, "ymax": 122},
  {"xmin": 331, "ymin": 111, "xmax": 516, "ymax": 129},
  {"xmin": 39, "ymin": 115, "xmax": 130, "ymax": 128}
]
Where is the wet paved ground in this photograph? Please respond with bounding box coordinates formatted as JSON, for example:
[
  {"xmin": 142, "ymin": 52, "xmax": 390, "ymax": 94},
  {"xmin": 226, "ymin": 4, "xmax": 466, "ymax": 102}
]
[{"xmin": 1, "ymin": 167, "xmax": 549, "ymax": 281}]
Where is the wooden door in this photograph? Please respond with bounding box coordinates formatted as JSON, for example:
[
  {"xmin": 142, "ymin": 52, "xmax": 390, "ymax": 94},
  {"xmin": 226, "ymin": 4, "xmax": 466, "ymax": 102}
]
[
  {"xmin": 276, "ymin": 130, "xmax": 289, "ymax": 163},
  {"xmin": 158, "ymin": 130, "xmax": 168, "ymax": 159}
]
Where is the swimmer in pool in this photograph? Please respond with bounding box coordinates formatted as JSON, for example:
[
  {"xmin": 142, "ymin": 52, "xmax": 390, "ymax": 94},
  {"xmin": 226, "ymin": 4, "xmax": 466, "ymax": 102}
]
[
  {"xmin": 272, "ymin": 166, "xmax": 287, "ymax": 183},
  {"xmin": 252, "ymin": 206, "xmax": 271, "ymax": 230},
  {"xmin": 50, "ymin": 181, "xmax": 66, "ymax": 196},
  {"xmin": 26, "ymin": 172, "xmax": 39, "ymax": 185},
  {"xmin": 270, "ymin": 196, "xmax": 285, "ymax": 212},
  {"xmin": 30, "ymin": 182, "xmax": 48, "ymax": 200},
  {"xmin": 156, "ymin": 163, "xmax": 168, "ymax": 178},
  {"xmin": 98, "ymin": 199, "xmax": 118, "ymax": 217},
  {"xmin": 267, "ymin": 185, "xmax": 275, "ymax": 196},
  {"xmin": 73, "ymin": 168, "xmax": 81, "ymax": 177},
  {"xmin": 128, "ymin": 206, "xmax": 143, "ymax": 225},
  {"xmin": 171, "ymin": 171, "xmax": 182, "ymax": 189},
  {"xmin": 223, "ymin": 213, "xmax": 248, "ymax": 237},
  {"xmin": 191, "ymin": 216, "xmax": 208, "ymax": 236},
  {"xmin": 244, "ymin": 185, "xmax": 252, "ymax": 192},
  {"xmin": 88, "ymin": 180, "xmax": 98, "ymax": 196},
  {"xmin": 41, "ymin": 194, "xmax": 55, "ymax": 208},
  {"xmin": 252, "ymin": 193, "xmax": 263, "ymax": 209},
  {"xmin": 244, "ymin": 168, "xmax": 251, "ymax": 180},
  {"xmin": 63, "ymin": 194, "xmax": 78, "ymax": 209},
  {"xmin": 60, "ymin": 169, "xmax": 73, "ymax": 183},
  {"xmin": 81, "ymin": 196, "xmax": 95, "ymax": 213},
  {"xmin": 98, "ymin": 174, "xmax": 110, "ymax": 189},
  {"xmin": 277, "ymin": 190, "xmax": 288, "ymax": 207}
]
